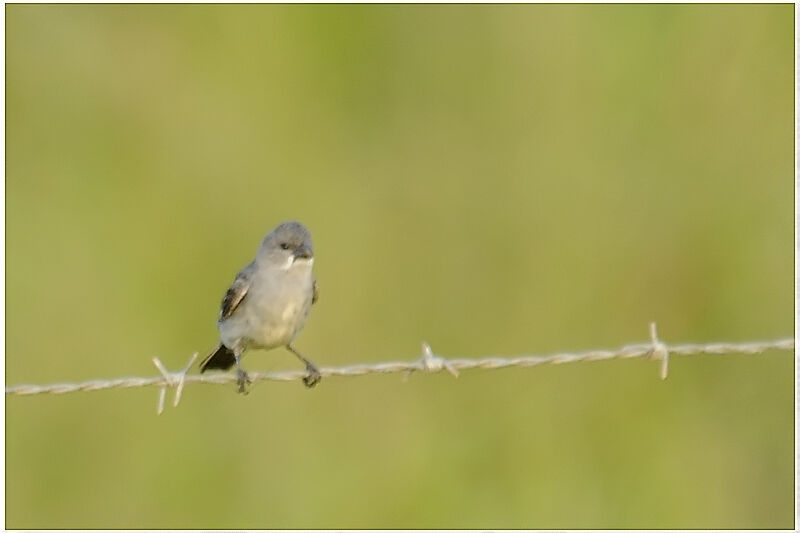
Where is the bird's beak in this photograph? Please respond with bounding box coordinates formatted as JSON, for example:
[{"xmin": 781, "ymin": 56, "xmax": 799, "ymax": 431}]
[{"xmin": 293, "ymin": 245, "xmax": 313, "ymax": 261}]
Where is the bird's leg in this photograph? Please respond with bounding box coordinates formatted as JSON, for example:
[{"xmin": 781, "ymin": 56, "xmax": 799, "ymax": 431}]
[
  {"xmin": 286, "ymin": 345, "xmax": 322, "ymax": 388},
  {"xmin": 234, "ymin": 348, "xmax": 251, "ymax": 394}
]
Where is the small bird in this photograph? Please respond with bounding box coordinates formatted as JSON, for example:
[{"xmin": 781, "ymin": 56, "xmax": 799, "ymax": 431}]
[{"xmin": 199, "ymin": 221, "xmax": 321, "ymax": 393}]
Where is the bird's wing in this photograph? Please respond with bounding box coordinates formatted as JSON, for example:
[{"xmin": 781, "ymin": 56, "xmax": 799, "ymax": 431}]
[
  {"xmin": 312, "ymin": 279, "xmax": 319, "ymax": 304},
  {"xmin": 219, "ymin": 261, "xmax": 255, "ymax": 321}
]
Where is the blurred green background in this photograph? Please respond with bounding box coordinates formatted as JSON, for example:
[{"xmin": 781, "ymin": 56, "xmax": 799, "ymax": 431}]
[{"xmin": 5, "ymin": 4, "xmax": 794, "ymax": 529}]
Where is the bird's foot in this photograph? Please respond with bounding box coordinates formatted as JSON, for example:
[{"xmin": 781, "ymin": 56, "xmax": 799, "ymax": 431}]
[
  {"xmin": 236, "ymin": 367, "xmax": 252, "ymax": 394},
  {"xmin": 302, "ymin": 363, "xmax": 322, "ymax": 388}
]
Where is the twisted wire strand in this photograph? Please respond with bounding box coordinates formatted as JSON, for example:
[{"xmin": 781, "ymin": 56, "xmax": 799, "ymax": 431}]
[{"xmin": 6, "ymin": 328, "xmax": 793, "ymax": 408}]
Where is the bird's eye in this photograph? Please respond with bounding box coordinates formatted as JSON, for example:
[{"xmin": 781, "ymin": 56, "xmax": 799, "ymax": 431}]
[{"xmin": 280, "ymin": 242, "xmax": 290, "ymax": 250}]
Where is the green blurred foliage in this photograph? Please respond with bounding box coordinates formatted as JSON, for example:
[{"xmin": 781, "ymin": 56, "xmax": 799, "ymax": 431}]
[{"xmin": 5, "ymin": 4, "xmax": 794, "ymax": 529}]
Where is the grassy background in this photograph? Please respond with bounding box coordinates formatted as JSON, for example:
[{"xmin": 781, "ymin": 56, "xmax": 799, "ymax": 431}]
[{"xmin": 5, "ymin": 4, "xmax": 794, "ymax": 529}]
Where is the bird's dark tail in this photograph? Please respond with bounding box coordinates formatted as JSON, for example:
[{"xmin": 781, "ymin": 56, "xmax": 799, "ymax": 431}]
[{"xmin": 199, "ymin": 344, "xmax": 236, "ymax": 373}]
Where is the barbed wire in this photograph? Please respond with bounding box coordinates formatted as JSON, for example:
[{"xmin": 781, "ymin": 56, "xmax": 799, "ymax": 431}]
[{"xmin": 5, "ymin": 323, "xmax": 794, "ymax": 414}]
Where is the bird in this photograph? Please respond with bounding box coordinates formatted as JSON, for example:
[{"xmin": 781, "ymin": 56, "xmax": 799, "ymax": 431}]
[{"xmin": 199, "ymin": 221, "xmax": 321, "ymax": 393}]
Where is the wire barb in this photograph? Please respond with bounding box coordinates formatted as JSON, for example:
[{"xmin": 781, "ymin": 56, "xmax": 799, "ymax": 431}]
[
  {"xmin": 5, "ymin": 325, "xmax": 794, "ymax": 414},
  {"xmin": 648, "ymin": 322, "xmax": 670, "ymax": 380},
  {"xmin": 151, "ymin": 353, "xmax": 198, "ymax": 415},
  {"xmin": 419, "ymin": 342, "xmax": 460, "ymax": 378}
]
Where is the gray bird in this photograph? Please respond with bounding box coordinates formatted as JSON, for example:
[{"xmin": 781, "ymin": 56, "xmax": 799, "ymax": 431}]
[{"xmin": 199, "ymin": 221, "xmax": 321, "ymax": 393}]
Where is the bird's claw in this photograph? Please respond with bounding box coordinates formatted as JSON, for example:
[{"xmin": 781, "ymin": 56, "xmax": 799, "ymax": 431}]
[
  {"xmin": 302, "ymin": 363, "xmax": 322, "ymax": 388},
  {"xmin": 236, "ymin": 368, "xmax": 252, "ymax": 394}
]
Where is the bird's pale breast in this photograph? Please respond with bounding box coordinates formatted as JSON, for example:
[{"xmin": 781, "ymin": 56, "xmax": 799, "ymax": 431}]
[{"xmin": 218, "ymin": 264, "xmax": 313, "ymax": 352}]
